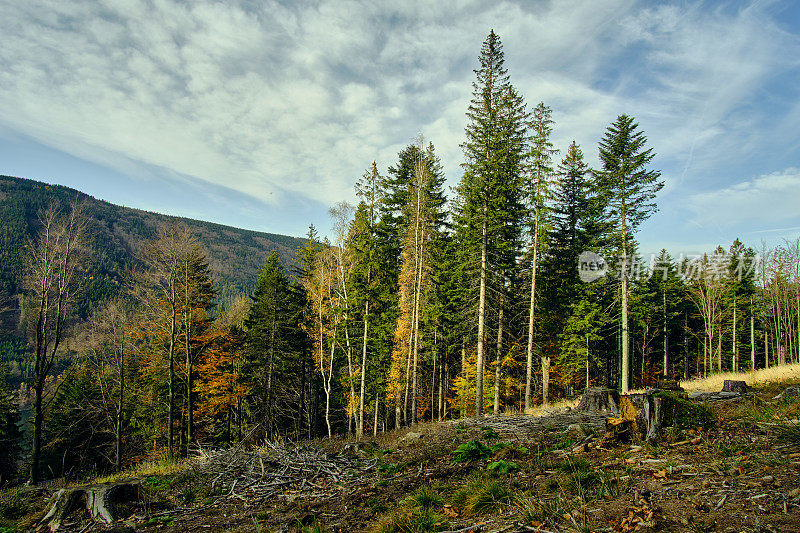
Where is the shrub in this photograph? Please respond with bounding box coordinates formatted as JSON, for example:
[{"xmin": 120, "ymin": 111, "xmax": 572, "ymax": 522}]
[
  {"xmin": 486, "ymin": 460, "xmax": 519, "ymax": 475},
  {"xmin": 480, "ymin": 426, "xmax": 500, "ymax": 439},
  {"xmin": 452, "ymin": 440, "xmax": 492, "ymax": 463},
  {"xmin": 372, "ymin": 507, "xmax": 448, "ymax": 533}
]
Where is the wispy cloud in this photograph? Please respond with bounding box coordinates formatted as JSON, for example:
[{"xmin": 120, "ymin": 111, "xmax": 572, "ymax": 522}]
[
  {"xmin": 0, "ymin": 0, "xmax": 798, "ymax": 247},
  {"xmin": 687, "ymin": 167, "xmax": 800, "ymax": 227}
]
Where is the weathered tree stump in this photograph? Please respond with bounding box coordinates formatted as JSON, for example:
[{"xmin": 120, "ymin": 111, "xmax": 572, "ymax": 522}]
[
  {"xmin": 576, "ymin": 387, "xmax": 620, "ymax": 415},
  {"xmin": 721, "ymin": 380, "xmax": 747, "ymax": 395},
  {"xmin": 655, "ymin": 379, "xmax": 684, "ymax": 392},
  {"xmin": 628, "ymin": 393, "xmax": 670, "ymax": 443},
  {"xmin": 41, "ymin": 481, "xmax": 142, "ymax": 532},
  {"xmin": 773, "ymin": 384, "xmax": 800, "ymax": 401},
  {"xmin": 602, "ymin": 390, "xmax": 708, "ymax": 445}
]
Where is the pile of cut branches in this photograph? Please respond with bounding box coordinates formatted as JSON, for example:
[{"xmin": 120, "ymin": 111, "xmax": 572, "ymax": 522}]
[{"xmin": 195, "ymin": 441, "xmax": 376, "ymax": 503}]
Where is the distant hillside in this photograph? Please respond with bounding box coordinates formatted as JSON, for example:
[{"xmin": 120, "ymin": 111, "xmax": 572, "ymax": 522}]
[{"xmin": 0, "ymin": 175, "xmax": 306, "ymax": 327}]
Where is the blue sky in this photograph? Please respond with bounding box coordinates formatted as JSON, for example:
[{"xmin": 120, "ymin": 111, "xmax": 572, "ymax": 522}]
[{"xmin": 1, "ymin": 0, "xmax": 799, "ymax": 256}]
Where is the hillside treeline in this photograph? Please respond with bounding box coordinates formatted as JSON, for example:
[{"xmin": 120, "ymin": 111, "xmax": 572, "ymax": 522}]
[{"xmin": 1, "ymin": 30, "xmax": 799, "ymax": 485}]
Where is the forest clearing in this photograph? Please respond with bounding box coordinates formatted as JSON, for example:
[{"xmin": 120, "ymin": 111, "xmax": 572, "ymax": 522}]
[
  {"xmin": 3, "ymin": 369, "xmax": 799, "ymax": 532},
  {"xmin": 1, "ymin": 8, "xmax": 800, "ymax": 533}
]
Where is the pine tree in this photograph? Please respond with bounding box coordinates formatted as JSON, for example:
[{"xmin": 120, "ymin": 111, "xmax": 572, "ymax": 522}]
[{"xmin": 596, "ymin": 115, "xmax": 663, "ymax": 393}]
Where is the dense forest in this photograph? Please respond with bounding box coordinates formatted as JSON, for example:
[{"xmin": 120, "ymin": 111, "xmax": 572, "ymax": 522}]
[
  {"xmin": 0, "ymin": 174, "xmax": 304, "ymax": 321},
  {"xmin": 1, "ymin": 30, "xmax": 799, "ymax": 486}
]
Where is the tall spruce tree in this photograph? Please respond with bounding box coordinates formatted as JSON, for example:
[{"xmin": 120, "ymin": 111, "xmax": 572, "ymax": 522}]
[
  {"xmin": 524, "ymin": 102, "xmax": 557, "ymax": 407},
  {"xmin": 457, "ymin": 30, "xmax": 527, "ymax": 415},
  {"xmin": 351, "ymin": 163, "xmax": 383, "ymax": 437},
  {"xmin": 596, "ymin": 115, "xmax": 663, "ymax": 393},
  {"xmin": 243, "ymin": 251, "xmax": 295, "ymax": 439}
]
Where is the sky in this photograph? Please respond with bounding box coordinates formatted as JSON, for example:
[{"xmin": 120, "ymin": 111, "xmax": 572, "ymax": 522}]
[{"xmin": 1, "ymin": 0, "xmax": 799, "ymax": 257}]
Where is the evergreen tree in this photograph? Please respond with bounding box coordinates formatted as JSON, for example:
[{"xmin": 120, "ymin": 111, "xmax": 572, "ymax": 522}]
[
  {"xmin": 0, "ymin": 363, "xmax": 21, "ymax": 484},
  {"xmin": 179, "ymin": 244, "xmax": 215, "ymax": 450},
  {"xmin": 727, "ymin": 239, "xmax": 758, "ymax": 371},
  {"xmin": 456, "ymin": 30, "xmax": 527, "ymax": 415},
  {"xmin": 595, "ymin": 115, "xmax": 663, "ymax": 392},
  {"xmin": 559, "ymin": 293, "xmax": 605, "ymax": 394},
  {"xmin": 243, "ymin": 251, "xmax": 297, "ymax": 439},
  {"xmin": 524, "ymin": 102, "xmax": 557, "ymax": 407}
]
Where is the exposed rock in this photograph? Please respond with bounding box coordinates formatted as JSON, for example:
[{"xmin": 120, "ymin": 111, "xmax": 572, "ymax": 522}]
[
  {"xmin": 341, "ymin": 442, "xmax": 368, "ymax": 457},
  {"xmin": 565, "ymin": 423, "xmax": 587, "ymax": 439},
  {"xmin": 400, "ymin": 431, "xmax": 423, "ymax": 442}
]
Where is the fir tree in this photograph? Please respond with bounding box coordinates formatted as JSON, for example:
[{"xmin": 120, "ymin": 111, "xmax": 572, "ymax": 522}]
[
  {"xmin": 456, "ymin": 30, "xmax": 527, "ymax": 415},
  {"xmin": 596, "ymin": 115, "xmax": 663, "ymax": 393},
  {"xmin": 524, "ymin": 102, "xmax": 557, "ymax": 407},
  {"xmin": 243, "ymin": 251, "xmax": 296, "ymax": 439}
]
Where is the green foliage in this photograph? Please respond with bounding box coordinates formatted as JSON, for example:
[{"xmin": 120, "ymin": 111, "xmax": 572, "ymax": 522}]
[
  {"xmin": 490, "ymin": 442, "xmax": 529, "ymax": 457},
  {"xmin": 480, "ymin": 426, "xmax": 500, "ymax": 439},
  {"xmin": 375, "ymin": 485, "xmax": 448, "ymax": 533},
  {"xmin": 596, "ymin": 115, "xmax": 664, "ymax": 248},
  {"xmin": 378, "ymin": 462, "xmax": 404, "ymax": 476},
  {"xmin": 0, "ymin": 174, "xmax": 305, "ymax": 323},
  {"xmin": 300, "ymin": 518, "xmax": 330, "ymax": 533},
  {"xmin": 42, "ymin": 364, "xmax": 115, "ymax": 479},
  {"xmin": 242, "ymin": 251, "xmax": 307, "ymax": 437},
  {"xmin": 373, "ymin": 507, "xmax": 448, "ymax": 533},
  {"xmin": 566, "ymin": 470, "xmax": 600, "ymax": 495},
  {"xmin": 467, "ymin": 480, "xmax": 514, "ymax": 515},
  {"xmin": 402, "ymin": 487, "xmax": 442, "ymax": 510},
  {"xmin": 0, "ymin": 365, "xmax": 20, "ymax": 485},
  {"xmin": 775, "ymin": 420, "xmax": 800, "ymax": 444},
  {"xmin": 0, "ymin": 490, "xmax": 25, "ymax": 521},
  {"xmin": 486, "ymin": 460, "xmax": 519, "ymax": 475},
  {"xmin": 452, "ymin": 440, "xmax": 492, "ymax": 463},
  {"xmin": 516, "ymin": 495, "xmax": 571, "ymax": 526}
]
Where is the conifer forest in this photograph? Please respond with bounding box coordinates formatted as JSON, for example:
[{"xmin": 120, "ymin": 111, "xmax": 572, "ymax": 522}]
[{"xmin": 2, "ymin": 30, "xmax": 800, "ymax": 491}]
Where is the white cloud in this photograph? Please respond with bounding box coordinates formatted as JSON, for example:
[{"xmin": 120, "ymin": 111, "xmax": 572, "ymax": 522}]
[
  {"xmin": 687, "ymin": 168, "xmax": 800, "ymax": 227},
  {"xmin": 0, "ymin": 0, "xmax": 797, "ymax": 225}
]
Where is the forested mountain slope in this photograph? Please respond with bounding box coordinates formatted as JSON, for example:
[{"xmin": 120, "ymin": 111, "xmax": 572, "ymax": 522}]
[{"xmin": 0, "ymin": 174, "xmax": 305, "ymax": 325}]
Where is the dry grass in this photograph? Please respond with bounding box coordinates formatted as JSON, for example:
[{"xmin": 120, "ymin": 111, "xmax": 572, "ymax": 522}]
[
  {"xmin": 678, "ymin": 362, "xmax": 800, "ymax": 392},
  {"xmin": 520, "ymin": 397, "xmax": 581, "ymax": 417},
  {"xmin": 93, "ymin": 454, "xmax": 188, "ymax": 484}
]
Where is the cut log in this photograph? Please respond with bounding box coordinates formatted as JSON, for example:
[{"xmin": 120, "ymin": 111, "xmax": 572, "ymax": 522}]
[
  {"xmin": 575, "ymin": 387, "xmax": 619, "ymax": 415},
  {"xmin": 41, "ymin": 481, "xmax": 143, "ymax": 532},
  {"xmin": 721, "ymin": 380, "xmax": 747, "ymax": 395}
]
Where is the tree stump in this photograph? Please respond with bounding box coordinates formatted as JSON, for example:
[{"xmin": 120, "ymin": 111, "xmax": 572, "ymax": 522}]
[
  {"xmin": 41, "ymin": 481, "xmax": 143, "ymax": 532},
  {"xmin": 655, "ymin": 379, "xmax": 684, "ymax": 392},
  {"xmin": 604, "ymin": 391, "xmax": 700, "ymax": 444},
  {"xmin": 627, "ymin": 393, "xmax": 670, "ymax": 443},
  {"xmin": 773, "ymin": 385, "xmax": 800, "ymax": 401},
  {"xmin": 576, "ymin": 388, "xmax": 620, "ymax": 415},
  {"xmin": 721, "ymin": 380, "xmax": 747, "ymax": 395}
]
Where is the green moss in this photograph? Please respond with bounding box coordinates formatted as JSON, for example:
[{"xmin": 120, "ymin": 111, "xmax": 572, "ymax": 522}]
[{"xmin": 654, "ymin": 391, "xmax": 715, "ymax": 430}]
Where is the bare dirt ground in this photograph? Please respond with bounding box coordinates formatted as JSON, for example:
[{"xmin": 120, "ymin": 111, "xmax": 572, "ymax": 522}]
[{"xmin": 7, "ymin": 380, "xmax": 800, "ymax": 532}]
